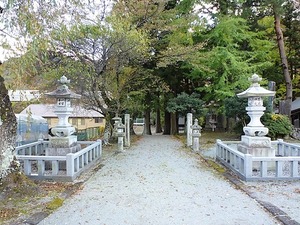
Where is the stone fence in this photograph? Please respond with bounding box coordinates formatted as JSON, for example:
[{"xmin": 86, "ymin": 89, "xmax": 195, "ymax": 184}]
[
  {"xmin": 16, "ymin": 139, "xmax": 102, "ymax": 181},
  {"xmin": 216, "ymin": 139, "xmax": 300, "ymax": 181}
]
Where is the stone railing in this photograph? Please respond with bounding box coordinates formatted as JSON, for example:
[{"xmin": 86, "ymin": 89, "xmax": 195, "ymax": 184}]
[
  {"xmin": 277, "ymin": 139, "xmax": 300, "ymax": 156},
  {"xmin": 16, "ymin": 139, "xmax": 49, "ymax": 155},
  {"xmin": 216, "ymin": 140, "xmax": 249, "ymax": 179},
  {"xmin": 216, "ymin": 139, "xmax": 300, "ymax": 181},
  {"xmin": 16, "ymin": 140, "xmax": 102, "ymax": 181}
]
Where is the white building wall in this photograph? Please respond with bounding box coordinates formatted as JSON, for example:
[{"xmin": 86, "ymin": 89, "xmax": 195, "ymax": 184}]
[{"xmin": 9, "ymin": 90, "xmax": 40, "ymax": 102}]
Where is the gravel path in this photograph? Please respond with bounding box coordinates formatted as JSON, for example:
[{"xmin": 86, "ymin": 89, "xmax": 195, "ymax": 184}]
[{"xmin": 38, "ymin": 135, "xmax": 281, "ymax": 225}]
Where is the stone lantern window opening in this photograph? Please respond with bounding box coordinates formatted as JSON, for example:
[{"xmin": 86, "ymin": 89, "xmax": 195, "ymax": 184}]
[
  {"xmin": 58, "ymin": 98, "xmax": 65, "ymax": 106},
  {"xmin": 66, "ymin": 99, "xmax": 71, "ymax": 107}
]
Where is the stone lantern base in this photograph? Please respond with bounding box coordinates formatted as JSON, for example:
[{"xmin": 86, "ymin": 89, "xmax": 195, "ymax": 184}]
[
  {"xmin": 238, "ymin": 135, "xmax": 275, "ymax": 170},
  {"xmin": 45, "ymin": 135, "xmax": 81, "ymax": 170},
  {"xmin": 49, "ymin": 135, "xmax": 77, "ymax": 148},
  {"xmin": 238, "ymin": 136, "xmax": 274, "ymax": 156},
  {"xmin": 46, "ymin": 135, "xmax": 81, "ymax": 156}
]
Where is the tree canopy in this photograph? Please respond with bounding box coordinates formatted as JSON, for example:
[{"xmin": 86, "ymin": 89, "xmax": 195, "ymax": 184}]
[{"xmin": 1, "ymin": 0, "xmax": 300, "ymax": 135}]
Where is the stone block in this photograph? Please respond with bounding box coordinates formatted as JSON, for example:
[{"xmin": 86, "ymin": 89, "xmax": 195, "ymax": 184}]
[
  {"xmin": 49, "ymin": 135, "xmax": 77, "ymax": 148},
  {"xmin": 240, "ymin": 135, "xmax": 271, "ymax": 148},
  {"xmin": 238, "ymin": 135, "xmax": 275, "ymax": 170},
  {"xmin": 46, "ymin": 145, "xmax": 79, "ymax": 156},
  {"xmin": 238, "ymin": 145, "xmax": 275, "ymax": 157}
]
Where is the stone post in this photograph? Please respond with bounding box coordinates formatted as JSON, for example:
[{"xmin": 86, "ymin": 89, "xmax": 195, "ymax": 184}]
[
  {"xmin": 116, "ymin": 121, "xmax": 125, "ymax": 152},
  {"xmin": 124, "ymin": 114, "xmax": 130, "ymax": 147},
  {"xmin": 192, "ymin": 119, "xmax": 201, "ymax": 151},
  {"xmin": 268, "ymin": 81, "xmax": 276, "ymax": 113},
  {"xmin": 186, "ymin": 113, "xmax": 193, "ymax": 146}
]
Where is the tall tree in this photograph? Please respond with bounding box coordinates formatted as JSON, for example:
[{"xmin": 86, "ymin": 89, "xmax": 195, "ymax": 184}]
[
  {"xmin": 0, "ymin": 3, "xmax": 18, "ymax": 179},
  {"xmin": 112, "ymin": 0, "xmax": 203, "ymax": 134},
  {"xmin": 50, "ymin": 19, "xmax": 148, "ymax": 115},
  {"xmin": 272, "ymin": 0, "xmax": 292, "ymax": 117},
  {"xmin": 197, "ymin": 0, "xmax": 297, "ymax": 118},
  {"xmin": 191, "ymin": 15, "xmax": 275, "ymax": 108},
  {"xmin": 0, "ymin": 63, "xmax": 17, "ymax": 179},
  {"xmin": 0, "ymin": 0, "xmax": 115, "ymax": 177}
]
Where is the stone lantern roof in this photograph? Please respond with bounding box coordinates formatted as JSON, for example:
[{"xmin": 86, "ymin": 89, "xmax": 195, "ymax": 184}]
[
  {"xmin": 237, "ymin": 74, "xmax": 275, "ymax": 98},
  {"xmin": 45, "ymin": 75, "xmax": 81, "ymax": 99}
]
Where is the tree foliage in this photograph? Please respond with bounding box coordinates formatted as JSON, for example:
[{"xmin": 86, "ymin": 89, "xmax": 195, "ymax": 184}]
[
  {"xmin": 224, "ymin": 95, "xmax": 248, "ymax": 121},
  {"xmin": 48, "ymin": 15, "xmax": 149, "ymax": 116},
  {"xmin": 166, "ymin": 92, "xmax": 204, "ymax": 117},
  {"xmin": 1, "ymin": 0, "xmax": 300, "ymax": 139},
  {"xmin": 191, "ymin": 15, "xmax": 275, "ymax": 105}
]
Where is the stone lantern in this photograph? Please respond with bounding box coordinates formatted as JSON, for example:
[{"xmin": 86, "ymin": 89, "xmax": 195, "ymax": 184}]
[
  {"xmin": 112, "ymin": 116, "xmax": 122, "ymax": 134},
  {"xmin": 237, "ymin": 74, "xmax": 276, "ymax": 158},
  {"xmin": 191, "ymin": 119, "xmax": 202, "ymax": 151},
  {"xmin": 116, "ymin": 121, "xmax": 125, "ymax": 152},
  {"xmin": 45, "ymin": 75, "xmax": 81, "ymax": 151}
]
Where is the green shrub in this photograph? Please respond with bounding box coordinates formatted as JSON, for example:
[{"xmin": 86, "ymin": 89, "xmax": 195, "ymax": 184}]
[{"xmin": 262, "ymin": 113, "xmax": 293, "ymax": 139}]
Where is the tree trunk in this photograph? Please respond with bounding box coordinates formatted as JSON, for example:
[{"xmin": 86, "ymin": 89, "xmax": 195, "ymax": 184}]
[
  {"xmin": 155, "ymin": 107, "xmax": 162, "ymax": 133},
  {"xmin": 144, "ymin": 108, "xmax": 152, "ymax": 135},
  {"xmin": 102, "ymin": 113, "xmax": 113, "ymax": 145},
  {"xmin": 274, "ymin": 9, "xmax": 292, "ymax": 117},
  {"xmin": 170, "ymin": 112, "xmax": 177, "ymax": 135},
  {"xmin": 163, "ymin": 110, "xmax": 170, "ymax": 134},
  {"xmin": 0, "ymin": 75, "xmax": 18, "ymax": 179}
]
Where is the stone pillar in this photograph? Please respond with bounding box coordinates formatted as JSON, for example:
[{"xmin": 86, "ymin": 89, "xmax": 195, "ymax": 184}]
[
  {"xmin": 124, "ymin": 114, "xmax": 130, "ymax": 147},
  {"xmin": 192, "ymin": 119, "xmax": 201, "ymax": 151},
  {"xmin": 268, "ymin": 81, "xmax": 276, "ymax": 113},
  {"xmin": 187, "ymin": 113, "xmax": 193, "ymax": 146}
]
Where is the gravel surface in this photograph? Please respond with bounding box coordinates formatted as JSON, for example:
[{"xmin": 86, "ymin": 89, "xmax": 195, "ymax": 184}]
[
  {"xmin": 202, "ymin": 143, "xmax": 300, "ymax": 225},
  {"xmin": 245, "ymin": 181, "xmax": 300, "ymax": 223},
  {"xmin": 38, "ymin": 135, "xmax": 282, "ymax": 225}
]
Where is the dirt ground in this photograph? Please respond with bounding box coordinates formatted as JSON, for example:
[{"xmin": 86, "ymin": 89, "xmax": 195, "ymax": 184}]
[{"xmin": 0, "ymin": 173, "xmax": 79, "ymax": 225}]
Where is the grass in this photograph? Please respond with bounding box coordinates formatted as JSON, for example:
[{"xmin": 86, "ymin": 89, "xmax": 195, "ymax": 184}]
[{"xmin": 176, "ymin": 130, "xmax": 240, "ymax": 148}]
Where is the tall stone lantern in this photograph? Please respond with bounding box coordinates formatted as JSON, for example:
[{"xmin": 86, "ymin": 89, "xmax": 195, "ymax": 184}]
[
  {"xmin": 237, "ymin": 74, "xmax": 276, "ymax": 157},
  {"xmin": 45, "ymin": 75, "xmax": 81, "ymax": 153}
]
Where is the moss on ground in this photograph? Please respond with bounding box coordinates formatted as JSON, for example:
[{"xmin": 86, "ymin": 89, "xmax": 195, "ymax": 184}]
[
  {"xmin": 204, "ymin": 159, "xmax": 226, "ymax": 173},
  {"xmin": 0, "ymin": 172, "xmax": 79, "ymax": 225},
  {"xmin": 46, "ymin": 197, "xmax": 64, "ymax": 211}
]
